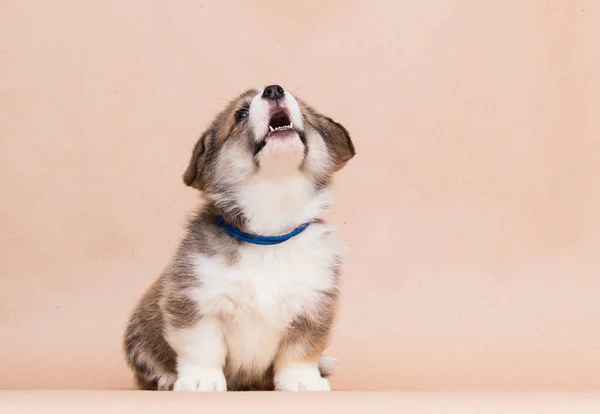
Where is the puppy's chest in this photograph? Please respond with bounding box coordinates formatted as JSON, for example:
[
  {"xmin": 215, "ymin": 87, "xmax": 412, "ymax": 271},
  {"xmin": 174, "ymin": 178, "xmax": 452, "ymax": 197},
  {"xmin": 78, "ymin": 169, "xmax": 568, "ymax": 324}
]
[{"xmin": 193, "ymin": 230, "xmax": 337, "ymax": 327}]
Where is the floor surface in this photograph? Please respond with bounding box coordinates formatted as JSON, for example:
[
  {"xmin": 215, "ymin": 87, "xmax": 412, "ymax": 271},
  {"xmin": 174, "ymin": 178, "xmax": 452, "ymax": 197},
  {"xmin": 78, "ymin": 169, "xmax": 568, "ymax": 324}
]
[{"xmin": 2, "ymin": 391, "xmax": 600, "ymax": 414}]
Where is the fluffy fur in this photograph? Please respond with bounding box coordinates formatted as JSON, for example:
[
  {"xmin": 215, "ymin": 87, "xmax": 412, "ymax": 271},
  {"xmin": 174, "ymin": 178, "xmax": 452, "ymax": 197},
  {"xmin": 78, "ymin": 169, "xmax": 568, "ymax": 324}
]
[{"xmin": 123, "ymin": 85, "xmax": 355, "ymax": 391}]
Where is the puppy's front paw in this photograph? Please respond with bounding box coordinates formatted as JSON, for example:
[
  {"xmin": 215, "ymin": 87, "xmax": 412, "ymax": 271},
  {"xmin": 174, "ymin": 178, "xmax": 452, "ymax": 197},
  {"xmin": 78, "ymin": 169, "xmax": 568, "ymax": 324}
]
[
  {"xmin": 173, "ymin": 368, "xmax": 227, "ymax": 392},
  {"xmin": 275, "ymin": 365, "xmax": 331, "ymax": 392}
]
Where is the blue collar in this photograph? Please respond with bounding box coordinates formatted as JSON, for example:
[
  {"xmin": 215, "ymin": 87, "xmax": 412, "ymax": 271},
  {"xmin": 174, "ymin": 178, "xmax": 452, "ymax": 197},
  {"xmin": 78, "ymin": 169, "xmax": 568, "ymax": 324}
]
[{"xmin": 216, "ymin": 216, "xmax": 311, "ymax": 246}]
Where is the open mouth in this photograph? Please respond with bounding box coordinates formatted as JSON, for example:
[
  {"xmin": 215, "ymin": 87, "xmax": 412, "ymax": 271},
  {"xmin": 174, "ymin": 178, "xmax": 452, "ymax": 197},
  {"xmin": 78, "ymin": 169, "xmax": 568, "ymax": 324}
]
[
  {"xmin": 253, "ymin": 109, "xmax": 305, "ymax": 155},
  {"xmin": 266, "ymin": 110, "xmax": 293, "ymax": 138}
]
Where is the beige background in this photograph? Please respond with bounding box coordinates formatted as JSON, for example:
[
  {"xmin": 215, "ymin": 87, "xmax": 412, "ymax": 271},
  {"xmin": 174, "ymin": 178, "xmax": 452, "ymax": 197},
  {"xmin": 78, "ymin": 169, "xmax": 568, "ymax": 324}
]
[{"xmin": 1, "ymin": 0, "xmax": 599, "ymax": 392}]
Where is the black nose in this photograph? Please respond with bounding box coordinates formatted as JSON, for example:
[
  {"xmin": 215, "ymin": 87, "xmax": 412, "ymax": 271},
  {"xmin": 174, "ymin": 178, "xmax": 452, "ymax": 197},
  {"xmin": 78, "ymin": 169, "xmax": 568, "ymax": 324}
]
[{"xmin": 262, "ymin": 85, "xmax": 285, "ymax": 101}]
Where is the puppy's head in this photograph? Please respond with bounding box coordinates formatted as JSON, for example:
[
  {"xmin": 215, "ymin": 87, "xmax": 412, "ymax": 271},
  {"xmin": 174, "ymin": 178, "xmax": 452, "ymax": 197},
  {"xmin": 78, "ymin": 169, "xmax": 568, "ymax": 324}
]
[{"xmin": 183, "ymin": 85, "xmax": 355, "ymax": 198}]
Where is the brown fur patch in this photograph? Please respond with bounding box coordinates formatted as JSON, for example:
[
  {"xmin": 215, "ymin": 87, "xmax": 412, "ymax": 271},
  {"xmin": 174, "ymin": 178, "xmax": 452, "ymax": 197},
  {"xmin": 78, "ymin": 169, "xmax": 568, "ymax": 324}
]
[
  {"xmin": 123, "ymin": 279, "xmax": 177, "ymax": 387},
  {"xmin": 225, "ymin": 363, "xmax": 275, "ymax": 391},
  {"xmin": 181, "ymin": 206, "xmax": 241, "ymax": 265},
  {"xmin": 276, "ymin": 267, "xmax": 340, "ymax": 368},
  {"xmin": 183, "ymin": 89, "xmax": 257, "ymax": 192},
  {"xmin": 298, "ymin": 99, "xmax": 356, "ymax": 171},
  {"xmin": 163, "ymin": 295, "xmax": 200, "ymax": 330}
]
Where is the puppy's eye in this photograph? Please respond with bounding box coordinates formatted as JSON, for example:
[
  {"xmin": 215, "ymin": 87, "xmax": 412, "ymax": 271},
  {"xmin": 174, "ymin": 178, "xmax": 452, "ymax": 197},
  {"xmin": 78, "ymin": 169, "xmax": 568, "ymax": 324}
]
[{"xmin": 235, "ymin": 109, "xmax": 249, "ymax": 122}]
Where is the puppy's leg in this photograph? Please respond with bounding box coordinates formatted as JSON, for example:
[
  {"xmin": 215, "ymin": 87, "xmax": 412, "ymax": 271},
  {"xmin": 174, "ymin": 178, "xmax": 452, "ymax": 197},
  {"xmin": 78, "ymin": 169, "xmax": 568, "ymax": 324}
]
[
  {"xmin": 274, "ymin": 296, "xmax": 337, "ymax": 392},
  {"xmin": 165, "ymin": 316, "xmax": 228, "ymax": 392}
]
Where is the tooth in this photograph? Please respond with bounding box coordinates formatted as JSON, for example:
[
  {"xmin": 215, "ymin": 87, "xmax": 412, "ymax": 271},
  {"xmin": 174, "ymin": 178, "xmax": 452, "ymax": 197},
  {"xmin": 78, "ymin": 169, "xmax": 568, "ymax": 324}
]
[
  {"xmin": 269, "ymin": 126, "xmax": 274, "ymax": 132},
  {"xmin": 290, "ymin": 122, "xmax": 293, "ymax": 128}
]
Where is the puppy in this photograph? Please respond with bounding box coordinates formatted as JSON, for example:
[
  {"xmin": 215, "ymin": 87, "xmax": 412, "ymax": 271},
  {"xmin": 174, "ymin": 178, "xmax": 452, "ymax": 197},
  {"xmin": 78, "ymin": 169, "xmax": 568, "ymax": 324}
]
[{"xmin": 123, "ymin": 85, "xmax": 355, "ymax": 392}]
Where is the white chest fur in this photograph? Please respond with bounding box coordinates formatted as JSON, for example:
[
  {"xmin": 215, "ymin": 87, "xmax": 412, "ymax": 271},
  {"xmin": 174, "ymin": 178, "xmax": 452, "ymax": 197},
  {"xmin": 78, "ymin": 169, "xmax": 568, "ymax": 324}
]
[{"xmin": 190, "ymin": 224, "xmax": 339, "ymax": 374}]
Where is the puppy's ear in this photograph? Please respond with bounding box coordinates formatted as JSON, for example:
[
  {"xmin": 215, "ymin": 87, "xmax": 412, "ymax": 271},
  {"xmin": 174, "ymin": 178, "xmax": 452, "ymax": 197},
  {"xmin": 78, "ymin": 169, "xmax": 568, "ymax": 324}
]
[
  {"xmin": 321, "ymin": 117, "xmax": 356, "ymax": 170},
  {"xmin": 183, "ymin": 130, "xmax": 211, "ymax": 190}
]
